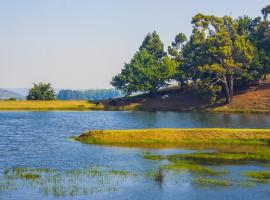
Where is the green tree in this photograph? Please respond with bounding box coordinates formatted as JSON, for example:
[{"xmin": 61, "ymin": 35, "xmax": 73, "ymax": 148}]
[
  {"xmin": 27, "ymin": 82, "xmax": 55, "ymax": 100},
  {"xmin": 185, "ymin": 14, "xmax": 254, "ymax": 104},
  {"xmin": 111, "ymin": 32, "xmax": 176, "ymax": 95},
  {"xmin": 139, "ymin": 31, "xmax": 166, "ymax": 60},
  {"xmin": 168, "ymin": 33, "xmax": 187, "ymax": 88}
]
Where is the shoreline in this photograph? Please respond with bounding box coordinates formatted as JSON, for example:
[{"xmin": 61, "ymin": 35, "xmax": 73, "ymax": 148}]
[{"xmin": 0, "ymin": 100, "xmax": 269, "ymax": 114}]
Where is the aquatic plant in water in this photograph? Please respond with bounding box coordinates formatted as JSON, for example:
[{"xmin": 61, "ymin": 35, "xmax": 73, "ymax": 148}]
[{"xmin": 0, "ymin": 166, "xmax": 136, "ymax": 198}]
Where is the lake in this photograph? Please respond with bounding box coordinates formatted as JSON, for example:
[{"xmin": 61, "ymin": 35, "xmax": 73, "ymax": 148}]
[{"xmin": 0, "ymin": 111, "xmax": 270, "ymax": 200}]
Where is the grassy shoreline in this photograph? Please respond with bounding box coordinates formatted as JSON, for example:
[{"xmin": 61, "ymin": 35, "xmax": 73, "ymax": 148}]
[
  {"xmin": 0, "ymin": 100, "xmax": 105, "ymax": 111},
  {"xmin": 0, "ymin": 100, "xmax": 269, "ymax": 114},
  {"xmin": 75, "ymin": 128, "xmax": 270, "ymax": 146}
]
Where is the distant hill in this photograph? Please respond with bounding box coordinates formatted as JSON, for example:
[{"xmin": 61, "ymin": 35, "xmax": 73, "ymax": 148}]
[
  {"xmin": 4, "ymin": 88, "xmax": 29, "ymax": 96},
  {"xmin": 5, "ymin": 88, "xmax": 61, "ymax": 97},
  {"xmin": 0, "ymin": 89, "xmax": 25, "ymax": 100}
]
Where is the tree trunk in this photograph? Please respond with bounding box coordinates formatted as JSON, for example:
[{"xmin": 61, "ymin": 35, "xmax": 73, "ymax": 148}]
[
  {"xmin": 224, "ymin": 75, "xmax": 231, "ymax": 104},
  {"xmin": 229, "ymin": 75, "xmax": 234, "ymax": 100}
]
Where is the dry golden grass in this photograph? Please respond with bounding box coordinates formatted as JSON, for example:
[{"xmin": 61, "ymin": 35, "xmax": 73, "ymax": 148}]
[
  {"xmin": 211, "ymin": 76, "xmax": 270, "ymax": 113},
  {"xmin": 0, "ymin": 100, "xmax": 104, "ymax": 111},
  {"xmin": 75, "ymin": 128, "xmax": 270, "ymax": 146}
]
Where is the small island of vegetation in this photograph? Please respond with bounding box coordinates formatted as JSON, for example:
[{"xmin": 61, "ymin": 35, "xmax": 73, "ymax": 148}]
[{"xmin": 75, "ymin": 128, "xmax": 270, "ymax": 146}]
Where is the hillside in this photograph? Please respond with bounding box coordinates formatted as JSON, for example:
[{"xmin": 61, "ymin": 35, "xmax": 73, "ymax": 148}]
[
  {"xmin": 0, "ymin": 89, "xmax": 25, "ymax": 100},
  {"xmin": 103, "ymin": 77, "xmax": 270, "ymax": 113}
]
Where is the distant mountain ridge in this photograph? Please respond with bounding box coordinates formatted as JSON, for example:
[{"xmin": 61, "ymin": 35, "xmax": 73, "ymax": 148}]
[{"xmin": 0, "ymin": 89, "xmax": 25, "ymax": 100}]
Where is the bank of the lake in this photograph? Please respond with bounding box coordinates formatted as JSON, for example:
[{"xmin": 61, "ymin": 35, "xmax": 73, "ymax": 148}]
[
  {"xmin": 1, "ymin": 78, "xmax": 270, "ymax": 113},
  {"xmin": 0, "ymin": 100, "xmax": 104, "ymax": 111},
  {"xmin": 75, "ymin": 128, "xmax": 270, "ymax": 146}
]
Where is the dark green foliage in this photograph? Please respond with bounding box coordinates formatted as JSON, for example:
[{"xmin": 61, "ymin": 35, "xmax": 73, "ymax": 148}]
[
  {"xmin": 111, "ymin": 32, "xmax": 176, "ymax": 95},
  {"xmin": 27, "ymin": 82, "xmax": 55, "ymax": 100},
  {"xmin": 57, "ymin": 89, "xmax": 121, "ymax": 100},
  {"xmin": 194, "ymin": 82, "xmax": 222, "ymax": 105}
]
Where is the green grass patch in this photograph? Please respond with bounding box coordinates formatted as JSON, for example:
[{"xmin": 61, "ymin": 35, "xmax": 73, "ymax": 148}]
[
  {"xmin": 142, "ymin": 153, "xmax": 166, "ymax": 161},
  {"xmin": 193, "ymin": 178, "xmax": 231, "ymax": 187},
  {"xmin": 163, "ymin": 162, "xmax": 228, "ymax": 176},
  {"xmin": 167, "ymin": 151, "xmax": 270, "ymax": 165},
  {"xmin": 18, "ymin": 173, "xmax": 40, "ymax": 180},
  {"xmin": 244, "ymin": 171, "xmax": 270, "ymax": 184}
]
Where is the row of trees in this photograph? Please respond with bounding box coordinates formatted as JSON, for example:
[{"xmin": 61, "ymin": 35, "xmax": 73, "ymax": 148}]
[
  {"xmin": 111, "ymin": 5, "xmax": 270, "ymax": 104},
  {"xmin": 57, "ymin": 89, "xmax": 121, "ymax": 100},
  {"xmin": 27, "ymin": 83, "xmax": 121, "ymax": 101}
]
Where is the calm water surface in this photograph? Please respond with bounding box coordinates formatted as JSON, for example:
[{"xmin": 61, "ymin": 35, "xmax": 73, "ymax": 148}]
[{"xmin": 0, "ymin": 111, "xmax": 270, "ymax": 200}]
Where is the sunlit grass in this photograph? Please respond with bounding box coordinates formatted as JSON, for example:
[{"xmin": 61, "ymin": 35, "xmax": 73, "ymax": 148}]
[
  {"xmin": 75, "ymin": 128, "xmax": 270, "ymax": 146},
  {"xmin": 244, "ymin": 171, "xmax": 270, "ymax": 184},
  {"xmin": 0, "ymin": 100, "xmax": 104, "ymax": 111}
]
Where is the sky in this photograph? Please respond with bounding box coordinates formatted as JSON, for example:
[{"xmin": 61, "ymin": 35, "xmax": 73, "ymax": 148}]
[{"xmin": 0, "ymin": 0, "xmax": 269, "ymax": 89}]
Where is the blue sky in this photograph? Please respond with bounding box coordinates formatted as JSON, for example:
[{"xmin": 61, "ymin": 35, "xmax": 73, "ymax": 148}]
[{"xmin": 0, "ymin": 0, "xmax": 269, "ymax": 89}]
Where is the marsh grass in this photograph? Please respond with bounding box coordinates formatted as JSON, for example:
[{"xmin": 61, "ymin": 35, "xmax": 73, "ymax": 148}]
[
  {"xmin": 0, "ymin": 166, "xmax": 135, "ymax": 198},
  {"xmin": 142, "ymin": 153, "xmax": 166, "ymax": 161},
  {"xmin": 154, "ymin": 167, "xmax": 164, "ymax": 183},
  {"xmin": 193, "ymin": 178, "xmax": 231, "ymax": 187},
  {"xmin": 244, "ymin": 171, "xmax": 270, "ymax": 184},
  {"xmin": 167, "ymin": 151, "xmax": 270, "ymax": 165},
  {"xmin": 163, "ymin": 162, "xmax": 228, "ymax": 176}
]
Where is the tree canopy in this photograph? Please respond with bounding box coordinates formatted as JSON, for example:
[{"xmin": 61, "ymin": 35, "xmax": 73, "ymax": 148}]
[
  {"xmin": 111, "ymin": 32, "xmax": 176, "ymax": 95},
  {"xmin": 27, "ymin": 82, "xmax": 55, "ymax": 100},
  {"xmin": 111, "ymin": 5, "xmax": 270, "ymax": 104}
]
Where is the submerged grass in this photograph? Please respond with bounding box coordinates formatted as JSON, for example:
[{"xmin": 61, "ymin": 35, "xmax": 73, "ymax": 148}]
[
  {"xmin": 193, "ymin": 178, "xmax": 231, "ymax": 187},
  {"xmin": 166, "ymin": 151, "xmax": 270, "ymax": 165},
  {"xmin": 244, "ymin": 171, "xmax": 270, "ymax": 184},
  {"xmin": 0, "ymin": 166, "xmax": 135, "ymax": 198},
  {"xmin": 163, "ymin": 162, "xmax": 228, "ymax": 176}
]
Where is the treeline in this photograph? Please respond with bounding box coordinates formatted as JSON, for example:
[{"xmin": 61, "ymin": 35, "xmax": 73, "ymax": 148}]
[
  {"xmin": 57, "ymin": 89, "xmax": 121, "ymax": 100},
  {"xmin": 111, "ymin": 5, "xmax": 270, "ymax": 104}
]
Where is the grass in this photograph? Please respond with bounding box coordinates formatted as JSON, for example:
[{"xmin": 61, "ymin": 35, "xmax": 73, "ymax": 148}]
[
  {"xmin": 244, "ymin": 171, "xmax": 270, "ymax": 184},
  {"xmin": 142, "ymin": 153, "xmax": 166, "ymax": 161},
  {"xmin": 193, "ymin": 178, "xmax": 231, "ymax": 187},
  {"xmin": 18, "ymin": 173, "xmax": 40, "ymax": 180},
  {"xmin": 0, "ymin": 100, "xmax": 104, "ymax": 111},
  {"xmin": 166, "ymin": 151, "xmax": 270, "ymax": 165},
  {"xmin": 163, "ymin": 162, "xmax": 228, "ymax": 176},
  {"xmin": 153, "ymin": 167, "xmax": 164, "ymax": 184},
  {"xmin": 75, "ymin": 128, "xmax": 270, "ymax": 146},
  {"xmin": 1, "ymin": 166, "xmax": 135, "ymax": 198}
]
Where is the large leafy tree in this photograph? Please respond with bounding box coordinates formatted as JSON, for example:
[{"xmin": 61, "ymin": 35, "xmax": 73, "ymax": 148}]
[
  {"xmin": 111, "ymin": 32, "xmax": 176, "ymax": 95},
  {"xmin": 27, "ymin": 82, "xmax": 55, "ymax": 100},
  {"xmin": 185, "ymin": 14, "xmax": 253, "ymax": 103}
]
